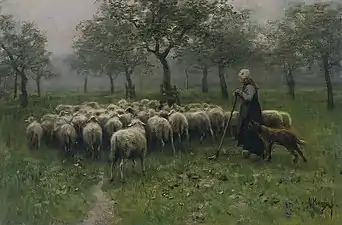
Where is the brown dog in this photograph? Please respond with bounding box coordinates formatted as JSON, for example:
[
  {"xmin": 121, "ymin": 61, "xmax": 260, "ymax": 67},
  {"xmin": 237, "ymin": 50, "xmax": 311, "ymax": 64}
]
[{"xmin": 249, "ymin": 120, "xmax": 307, "ymax": 163}]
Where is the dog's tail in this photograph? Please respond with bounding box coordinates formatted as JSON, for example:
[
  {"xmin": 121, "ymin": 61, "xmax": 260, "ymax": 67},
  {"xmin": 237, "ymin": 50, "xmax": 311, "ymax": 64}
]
[{"xmin": 296, "ymin": 138, "xmax": 306, "ymax": 145}]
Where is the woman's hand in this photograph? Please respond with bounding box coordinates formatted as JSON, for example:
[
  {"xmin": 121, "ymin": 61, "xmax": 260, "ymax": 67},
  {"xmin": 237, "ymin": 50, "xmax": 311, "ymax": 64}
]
[{"xmin": 233, "ymin": 89, "xmax": 242, "ymax": 97}]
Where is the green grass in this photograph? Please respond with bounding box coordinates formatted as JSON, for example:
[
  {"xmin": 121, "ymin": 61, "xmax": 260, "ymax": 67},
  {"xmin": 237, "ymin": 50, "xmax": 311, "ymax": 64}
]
[{"xmin": 1, "ymin": 88, "xmax": 342, "ymax": 225}]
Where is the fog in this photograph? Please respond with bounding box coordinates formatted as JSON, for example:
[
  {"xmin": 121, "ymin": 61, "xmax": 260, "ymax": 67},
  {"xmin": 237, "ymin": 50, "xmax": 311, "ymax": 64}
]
[
  {"xmin": 0, "ymin": 0, "xmax": 334, "ymax": 93},
  {"xmin": 1, "ymin": 0, "xmax": 293, "ymax": 54}
]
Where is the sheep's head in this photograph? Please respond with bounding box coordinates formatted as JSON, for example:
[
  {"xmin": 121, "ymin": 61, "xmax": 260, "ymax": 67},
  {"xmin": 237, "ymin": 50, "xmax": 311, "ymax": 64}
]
[
  {"xmin": 125, "ymin": 106, "xmax": 136, "ymax": 115},
  {"xmin": 127, "ymin": 119, "xmax": 146, "ymax": 128},
  {"xmin": 158, "ymin": 110, "xmax": 169, "ymax": 119},
  {"xmin": 87, "ymin": 116, "xmax": 99, "ymax": 124},
  {"xmin": 73, "ymin": 106, "xmax": 80, "ymax": 112},
  {"xmin": 109, "ymin": 111, "xmax": 119, "ymax": 118},
  {"xmin": 59, "ymin": 111, "xmax": 65, "ymax": 116},
  {"xmin": 25, "ymin": 116, "xmax": 35, "ymax": 124},
  {"xmin": 167, "ymin": 109, "xmax": 176, "ymax": 117}
]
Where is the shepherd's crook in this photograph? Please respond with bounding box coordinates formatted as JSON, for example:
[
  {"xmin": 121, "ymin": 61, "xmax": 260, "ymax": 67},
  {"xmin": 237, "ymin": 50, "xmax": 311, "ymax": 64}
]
[{"xmin": 208, "ymin": 95, "xmax": 238, "ymax": 160}]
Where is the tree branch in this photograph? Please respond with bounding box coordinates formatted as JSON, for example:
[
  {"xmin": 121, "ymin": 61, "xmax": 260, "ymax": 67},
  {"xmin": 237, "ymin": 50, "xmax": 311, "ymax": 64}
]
[
  {"xmin": 0, "ymin": 43, "xmax": 21, "ymax": 74},
  {"xmin": 161, "ymin": 26, "xmax": 191, "ymax": 58}
]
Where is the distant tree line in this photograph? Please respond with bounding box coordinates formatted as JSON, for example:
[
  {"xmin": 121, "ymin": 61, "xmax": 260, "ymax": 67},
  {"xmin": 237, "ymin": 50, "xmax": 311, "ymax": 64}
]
[{"xmin": 1, "ymin": 1, "xmax": 342, "ymax": 109}]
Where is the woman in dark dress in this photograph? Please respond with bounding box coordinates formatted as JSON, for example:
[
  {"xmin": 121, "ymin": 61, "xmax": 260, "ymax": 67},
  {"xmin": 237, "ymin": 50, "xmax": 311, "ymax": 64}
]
[{"xmin": 234, "ymin": 69, "xmax": 265, "ymax": 158}]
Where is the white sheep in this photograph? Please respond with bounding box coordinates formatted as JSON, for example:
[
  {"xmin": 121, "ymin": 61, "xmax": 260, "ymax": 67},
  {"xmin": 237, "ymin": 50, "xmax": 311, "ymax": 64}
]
[
  {"xmin": 184, "ymin": 111, "xmax": 214, "ymax": 144},
  {"xmin": 41, "ymin": 119, "xmax": 55, "ymax": 144},
  {"xmin": 109, "ymin": 119, "xmax": 147, "ymax": 182},
  {"xmin": 147, "ymin": 115, "xmax": 176, "ymax": 154},
  {"xmin": 168, "ymin": 111, "xmax": 189, "ymax": 149},
  {"xmin": 137, "ymin": 110, "xmax": 151, "ymax": 124},
  {"xmin": 278, "ymin": 111, "xmax": 292, "ymax": 128},
  {"xmin": 227, "ymin": 111, "xmax": 239, "ymax": 137},
  {"xmin": 97, "ymin": 112, "xmax": 112, "ymax": 129},
  {"xmin": 118, "ymin": 113, "xmax": 133, "ymax": 128},
  {"xmin": 207, "ymin": 107, "xmax": 225, "ymax": 137},
  {"xmin": 41, "ymin": 113, "xmax": 58, "ymax": 122},
  {"xmin": 25, "ymin": 116, "xmax": 43, "ymax": 150},
  {"xmin": 107, "ymin": 104, "xmax": 120, "ymax": 111},
  {"xmin": 56, "ymin": 123, "xmax": 77, "ymax": 156},
  {"xmin": 82, "ymin": 116, "xmax": 103, "ymax": 159},
  {"xmin": 140, "ymin": 98, "xmax": 150, "ymax": 106},
  {"xmin": 71, "ymin": 113, "xmax": 88, "ymax": 136},
  {"xmin": 55, "ymin": 104, "xmax": 74, "ymax": 113},
  {"xmin": 82, "ymin": 101, "xmax": 100, "ymax": 109},
  {"xmin": 262, "ymin": 110, "xmax": 283, "ymax": 128},
  {"xmin": 104, "ymin": 116, "xmax": 123, "ymax": 139},
  {"xmin": 117, "ymin": 99, "xmax": 128, "ymax": 107}
]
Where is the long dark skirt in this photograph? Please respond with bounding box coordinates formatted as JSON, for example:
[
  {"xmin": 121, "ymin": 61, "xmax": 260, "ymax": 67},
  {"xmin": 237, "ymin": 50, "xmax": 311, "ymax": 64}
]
[
  {"xmin": 237, "ymin": 122, "xmax": 265, "ymax": 157},
  {"xmin": 242, "ymin": 129, "xmax": 265, "ymax": 157}
]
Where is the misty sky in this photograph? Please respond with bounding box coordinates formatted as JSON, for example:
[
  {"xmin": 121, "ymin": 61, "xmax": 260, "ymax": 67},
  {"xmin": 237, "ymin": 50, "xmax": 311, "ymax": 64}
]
[{"xmin": 1, "ymin": 0, "xmax": 308, "ymax": 55}]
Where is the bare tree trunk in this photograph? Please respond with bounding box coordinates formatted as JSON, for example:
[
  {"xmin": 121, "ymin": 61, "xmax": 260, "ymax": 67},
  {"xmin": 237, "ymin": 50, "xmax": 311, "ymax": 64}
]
[
  {"xmin": 322, "ymin": 55, "xmax": 334, "ymax": 109},
  {"xmin": 285, "ymin": 69, "xmax": 295, "ymax": 100},
  {"xmin": 218, "ymin": 59, "xmax": 228, "ymax": 99},
  {"xmin": 19, "ymin": 70, "xmax": 28, "ymax": 108},
  {"xmin": 125, "ymin": 67, "xmax": 134, "ymax": 99},
  {"xmin": 158, "ymin": 56, "xmax": 172, "ymax": 92},
  {"xmin": 202, "ymin": 65, "xmax": 208, "ymax": 93},
  {"xmin": 184, "ymin": 67, "xmax": 189, "ymax": 90},
  {"xmin": 36, "ymin": 77, "xmax": 41, "ymax": 97},
  {"xmin": 13, "ymin": 72, "xmax": 18, "ymax": 99},
  {"xmin": 108, "ymin": 74, "xmax": 114, "ymax": 94},
  {"xmin": 83, "ymin": 76, "xmax": 88, "ymax": 93}
]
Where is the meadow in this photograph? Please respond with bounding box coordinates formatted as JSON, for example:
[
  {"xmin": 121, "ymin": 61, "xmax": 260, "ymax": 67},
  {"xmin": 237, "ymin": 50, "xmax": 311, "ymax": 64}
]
[{"xmin": 0, "ymin": 88, "xmax": 342, "ymax": 225}]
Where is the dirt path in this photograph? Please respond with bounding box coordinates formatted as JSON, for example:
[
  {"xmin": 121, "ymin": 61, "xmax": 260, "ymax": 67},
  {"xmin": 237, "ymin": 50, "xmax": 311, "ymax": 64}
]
[{"xmin": 77, "ymin": 173, "xmax": 120, "ymax": 225}]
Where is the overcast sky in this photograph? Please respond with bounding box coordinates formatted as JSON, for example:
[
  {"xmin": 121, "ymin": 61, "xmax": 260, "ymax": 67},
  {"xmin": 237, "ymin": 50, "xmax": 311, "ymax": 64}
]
[{"xmin": 0, "ymin": 0, "xmax": 312, "ymax": 55}]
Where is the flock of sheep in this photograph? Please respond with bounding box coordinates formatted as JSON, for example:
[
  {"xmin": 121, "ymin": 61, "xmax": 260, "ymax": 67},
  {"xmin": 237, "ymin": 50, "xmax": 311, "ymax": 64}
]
[{"xmin": 25, "ymin": 98, "xmax": 292, "ymax": 181}]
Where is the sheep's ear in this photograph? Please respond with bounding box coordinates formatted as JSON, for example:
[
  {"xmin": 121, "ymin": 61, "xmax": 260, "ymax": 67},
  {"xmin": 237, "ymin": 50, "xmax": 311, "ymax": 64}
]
[
  {"xmin": 127, "ymin": 122, "xmax": 133, "ymax": 127},
  {"xmin": 140, "ymin": 121, "xmax": 146, "ymax": 126}
]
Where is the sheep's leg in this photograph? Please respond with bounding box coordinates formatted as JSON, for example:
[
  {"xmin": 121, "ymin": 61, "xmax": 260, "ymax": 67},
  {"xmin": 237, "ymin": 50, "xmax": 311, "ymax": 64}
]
[
  {"xmin": 132, "ymin": 159, "xmax": 136, "ymax": 170},
  {"xmin": 160, "ymin": 139, "xmax": 165, "ymax": 153},
  {"xmin": 64, "ymin": 144, "xmax": 68, "ymax": 158},
  {"xmin": 34, "ymin": 136, "xmax": 38, "ymax": 150},
  {"xmin": 97, "ymin": 145, "xmax": 101, "ymax": 160},
  {"xmin": 178, "ymin": 133, "xmax": 182, "ymax": 148},
  {"xmin": 110, "ymin": 157, "xmax": 118, "ymax": 182},
  {"xmin": 185, "ymin": 129, "xmax": 190, "ymax": 151},
  {"xmin": 266, "ymin": 142, "xmax": 273, "ymax": 161},
  {"xmin": 119, "ymin": 158, "xmax": 128, "ymax": 183},
  {"xmin": 295, "ymin": 146, "xmax": 307, "ymax": 163},
  {"xmin": 209, "ymin": 128, "xmax": 215, "ymax": 143},
  {"xmin": 148, "ymin": 133, "xmax": 153, "ymax": 151},
  {"xmin": 199, "ymin": 132, "xmax": 205, "ymax": 144},
  {"xmin": 37, "ymin": 137, "xmax": 41, "ymax": 150},
  {"xmin": 170, "ymin": 134, "xmax": 176, "ymax": 155},
  {"xmin": 91, "ymin": 147, "xmax": 95, "ymax": 160},
  {"xmin": 140, "ymin": 157, "xmax": 145, "ymax": 175}
]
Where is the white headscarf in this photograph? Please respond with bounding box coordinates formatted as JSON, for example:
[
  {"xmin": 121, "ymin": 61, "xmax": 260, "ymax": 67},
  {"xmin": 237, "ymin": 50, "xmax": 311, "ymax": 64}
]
[{"xmin": 238, "ymin": 68, "xmax": 250, "ymax": 80}]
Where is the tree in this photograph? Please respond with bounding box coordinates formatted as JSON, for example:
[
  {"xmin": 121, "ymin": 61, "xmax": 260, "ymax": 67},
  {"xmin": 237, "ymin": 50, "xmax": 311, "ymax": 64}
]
[
  {"xmin": 264, "ymin": 20, "xmax": 306, "ymax": 100},
  {"xmin": 74, "ymin": 6, "xmax": 150, "ymax": 98},
  {"xmin": 0, "ymin": 14, "xmax": 50, "ymax": 107},
  {"xmin": 200, "ymin": 3, "xmax": 256, "ymax": 99},
  {"xmin": 104, "ymin": 0, "xmax": 215, "ymax": 92},
  {"xmin": 64, "ymin": 53, "xmax": 89, "ymax": 93},
  {"xmin": 285, "ymin": 2, "xmax": 342, "ymax": 109},
  {"xmin": 29, "ymin": 59, "xmax": 56, "ymax": 97},
  {"xmin": 175, "ymin": 37, "xmax": 213, "ymax": 93},
  {"xmin": 0, "ymin": 62, "xmax": 11, "ymax": 100}
]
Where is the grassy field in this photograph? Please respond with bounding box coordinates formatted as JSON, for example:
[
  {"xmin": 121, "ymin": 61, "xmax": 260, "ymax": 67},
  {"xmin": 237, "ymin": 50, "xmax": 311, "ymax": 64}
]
[{"xmin": 0, "ymin": 88, "xmax": 342, "ymax": 225}]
